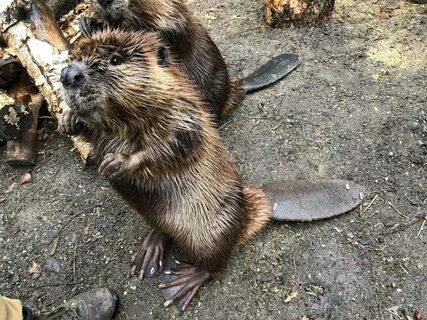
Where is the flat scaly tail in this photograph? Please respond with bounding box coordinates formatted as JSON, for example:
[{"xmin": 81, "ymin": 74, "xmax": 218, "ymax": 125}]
[{"xmin": 242, "ymin": 53, "xmax": 301, "ymax": 94}]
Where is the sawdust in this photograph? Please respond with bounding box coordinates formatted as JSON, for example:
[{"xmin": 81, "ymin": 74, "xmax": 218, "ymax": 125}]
[{"xmin": 336, "ymin": 0, "xmax": 427, "ymax": 69}]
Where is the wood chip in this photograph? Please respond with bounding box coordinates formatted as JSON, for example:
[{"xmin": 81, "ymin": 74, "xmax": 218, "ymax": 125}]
[
  {"xmin": 20, "ymin": 171, "xmax": 33, "ymax": 185},
  {"xmin": 284, "ymin": 291, "xmax": 298, "ymax": 303}
]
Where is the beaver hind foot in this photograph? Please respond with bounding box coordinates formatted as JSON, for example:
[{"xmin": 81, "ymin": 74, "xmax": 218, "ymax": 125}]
[
  {"xmin": 160, "ymin": 263, "xmax": 211, "ymax": 312},
  {"xmin": 131, "ymin": 229, "xmax": 168, "ymax": 279}
]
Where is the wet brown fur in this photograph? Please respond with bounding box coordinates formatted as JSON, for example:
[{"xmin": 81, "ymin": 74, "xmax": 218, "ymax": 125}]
[
  {"xmin": 65, "ymin": 29, "xmax": 270, "ymax": 272},
  {"xmin": 88, "ymin": 0, "xmax": 245, "ymax": 123}
]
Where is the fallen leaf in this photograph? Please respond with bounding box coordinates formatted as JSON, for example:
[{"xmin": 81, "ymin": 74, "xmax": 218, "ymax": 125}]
[
  {"xmin": 20, "ymin": 171, "xmax": 33, "ymax": 185},
  {"xmin": 28, "ymin": 261, "xmax": 42, "ymax": 279},
  {"xmin": 7, "ymin": 182, "xmax": 17, "ymax": 192},
  {"xmin": 372, "ymin": 73, "xmax": 381, "ymax": 80},
  {"xmin": 375, "ymin": 8, "xmax": 391, "ymax": 19},
  {"xmin": 414, "ymin": 310, "xmax": 423, "ymax": 320},
  {"xmin": 285, "ymin": 291, "xmax": 298, "ymax": 303}
]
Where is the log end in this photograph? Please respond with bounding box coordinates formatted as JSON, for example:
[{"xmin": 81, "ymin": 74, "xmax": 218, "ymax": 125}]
[
  {"xmin": 0, "ymin": 102, "xmax": 33, "ymax": 140},
  {"xmin": 264, "ymin": 0, "xmax": 335, "ymax": 28}
]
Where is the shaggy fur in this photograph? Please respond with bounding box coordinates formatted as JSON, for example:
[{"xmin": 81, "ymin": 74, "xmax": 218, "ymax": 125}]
[
  {"xmin": 62, "ymin": 29, "xmax": 271, "ymax": 272},
  {"xmin": 86, "ymin": 0, "xmax": 245, "ymax": 123}
]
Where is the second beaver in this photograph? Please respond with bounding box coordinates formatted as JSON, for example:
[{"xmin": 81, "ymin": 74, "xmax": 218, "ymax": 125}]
[
  {"xmin": 60, "ymin": 28, "xmax": 363, "ymax": 311},
  {"xmin": 79, "ymin": 0, "xmax": 300, "ymax": 122}
]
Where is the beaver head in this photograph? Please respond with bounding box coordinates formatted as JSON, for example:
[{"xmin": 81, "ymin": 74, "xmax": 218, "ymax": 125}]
[
  {"xmin": 90, "ymin": 0, "xmax": 181, "ymax": 29},
  {"xmin": 61, "ymin": 29, "xmax": 172, "ymax": 131}
]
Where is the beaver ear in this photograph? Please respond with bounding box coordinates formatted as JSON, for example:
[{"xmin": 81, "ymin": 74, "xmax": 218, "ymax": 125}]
[{"xmin": 157, "ymin": 46, "xmax": 169, "ymax": 67}]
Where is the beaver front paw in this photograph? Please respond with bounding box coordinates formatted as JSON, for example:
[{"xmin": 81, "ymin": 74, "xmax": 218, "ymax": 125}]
[
  {"xmin": 99, "ymin": 153, "xmax": 131, "ymax": 180},
  {"xmin": 58, "ymin": 109, "xmax": 85, "ymax": 135}
]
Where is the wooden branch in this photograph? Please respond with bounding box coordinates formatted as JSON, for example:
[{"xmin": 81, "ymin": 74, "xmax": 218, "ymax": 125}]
[
  {"xmin": 6, "ymin": 93, "xmax": 44, "ymax": 167},
  {"xmin": 264, "ymin": 0, "xmax": 335, "ymax": 28}
]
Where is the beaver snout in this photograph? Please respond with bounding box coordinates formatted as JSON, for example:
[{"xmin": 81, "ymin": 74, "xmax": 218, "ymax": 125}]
[{"xmin": 61, "ymin": 64, "xmax": 85, "ymax": 88}]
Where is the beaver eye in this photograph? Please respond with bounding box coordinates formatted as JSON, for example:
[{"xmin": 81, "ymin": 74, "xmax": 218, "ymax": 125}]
[{"xmin": 110, "ymin": 54, "xmax": 123, "ymax": 66}]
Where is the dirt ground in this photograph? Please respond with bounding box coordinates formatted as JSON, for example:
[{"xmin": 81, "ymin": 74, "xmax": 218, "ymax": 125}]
[{"xmin": 1, "ymin": 0, "xmax": 426, "ymax": 319}]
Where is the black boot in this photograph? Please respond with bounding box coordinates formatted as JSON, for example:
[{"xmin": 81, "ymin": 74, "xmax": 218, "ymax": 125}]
[{"xmin": 41, "ymin": 288, "xmax": 119, "ymax": 320}]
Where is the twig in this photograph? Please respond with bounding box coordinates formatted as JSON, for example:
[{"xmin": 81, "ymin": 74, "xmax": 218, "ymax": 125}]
[
  {"xmin": 49, "ymin": 237, "xmax": 59, "ymax": 256},
  {"xmin": 219, "ymin": 120, "xmax": 232, "ymax": 130},
  {"xmin": 417, "ymin": 220, "xmax": 425, "ymax": 238},
  {"xmin": 73, "ymin": 245, "xmax": 77, "ymax": 282},
  {"xmin": 369, "ymin": 198, "xmax": 387, "ymax": 218},
  {"xmin": 48, "ymin": 212, "xmax": 82, "ymax": 244},
  {"xmin": 399, "ymin": 265, "xmax": 409, "ymax": 275},
  {"xmin": 386, "ymin": 308, "xmax": 403, "ymax": 319},
  {"xmin": 361, "ymin": 194, "xmax": 379, "ymax": 215},
  {"xmin": 388, "ymin": 201, "xmax": 408, "ymax": 219},
  {"xmin": 33, "ymin": 281, "xmax": 82, "ymax": 289},
  {"xmin": 381, "ymin": 218, "xmax": 423, "ymax": 236}
]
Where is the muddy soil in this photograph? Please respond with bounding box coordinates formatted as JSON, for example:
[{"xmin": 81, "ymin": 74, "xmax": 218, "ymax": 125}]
[{"xmin": 1, "ymin": 0, "xmax": 426, "ymax": 319}]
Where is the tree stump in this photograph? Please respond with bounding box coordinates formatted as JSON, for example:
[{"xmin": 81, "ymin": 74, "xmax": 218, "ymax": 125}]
[{"xmin": 264, "ymin": 0, "xmax": 335, "ymax": 28}]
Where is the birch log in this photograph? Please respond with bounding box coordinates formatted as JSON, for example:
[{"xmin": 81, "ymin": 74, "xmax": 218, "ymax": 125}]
[
  {"xmin": 0, "ymin": 0, "xmax": 69, "ymax": 117},
  {"xmin": 0, "ymin": 0, "xmax": 92, "ymax": 161},
  {"xmin": 264, "ymin": 0, "xmax": 335, "ymax": 28}
]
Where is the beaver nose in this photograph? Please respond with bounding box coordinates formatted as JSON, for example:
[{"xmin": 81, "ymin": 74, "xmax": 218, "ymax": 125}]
[
  {"xmin": 97, "ymin": 0, "xmax": 113, "ymax": 7},
  {"xmin": 61, "ymin": 65, "xmax": 85, "ymax": 88}
]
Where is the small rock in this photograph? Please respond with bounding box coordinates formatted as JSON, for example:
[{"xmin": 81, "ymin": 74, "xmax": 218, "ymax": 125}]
[
  {"xmin": 383, "ymin": 217, "xmax": 397, "ymax": 228},
  {"xmin": 12, "ymin": 272, "xmax": 20, "ymax": 283},
  {"xmin": 45, "ymin": 257, "xmax": 60, "ymax": 273}
]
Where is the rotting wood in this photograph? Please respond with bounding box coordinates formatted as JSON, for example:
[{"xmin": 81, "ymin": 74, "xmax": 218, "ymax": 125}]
[
  {"xmin": 264, "ymin": 0, "xmax": 335, "ymax": 28},
  {"xmin": 0, "ymin": 90, "xmax": 32, "ymax": 141},
  {"xmin": 6, "ymin": 93, "xmax": 44, "ymax": 166}
]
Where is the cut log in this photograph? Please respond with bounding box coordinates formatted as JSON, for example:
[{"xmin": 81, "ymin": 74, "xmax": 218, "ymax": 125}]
[
  {"xmin": 6, "ymin": 93, "xmax": 44, "ymax": 167},
  {"xmin": 0, "ymin": 90, "xmax": 33, "ymax": 141},
  {"xmin": 264, "ymin": 0, "xmax": 335, "ymax": 28}
]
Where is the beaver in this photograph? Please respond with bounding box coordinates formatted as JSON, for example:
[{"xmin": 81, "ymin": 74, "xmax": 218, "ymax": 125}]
[
  {"xmin": 61, "ymin": 28, "xmax": 273, "ymax": 310},
  {"xmin": 60, "ymin": 29, "xmax": 363, "ymax": 311},
  {"xmin": 78, "ymin": 0, "xmax": 300, "ymax": 122}
]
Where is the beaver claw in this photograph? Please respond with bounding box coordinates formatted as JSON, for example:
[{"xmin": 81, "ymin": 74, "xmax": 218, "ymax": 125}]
[
  {"xmin": 58, "ymin": 109, "xmax": 85, "ymax": 135},
  {"xmin": 131, "ymin": 229, "xmax": 167, "ymax": 279},
  {"xmin": 99, "ymin": 153, "xmax": 130, "ymax": 180}
]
